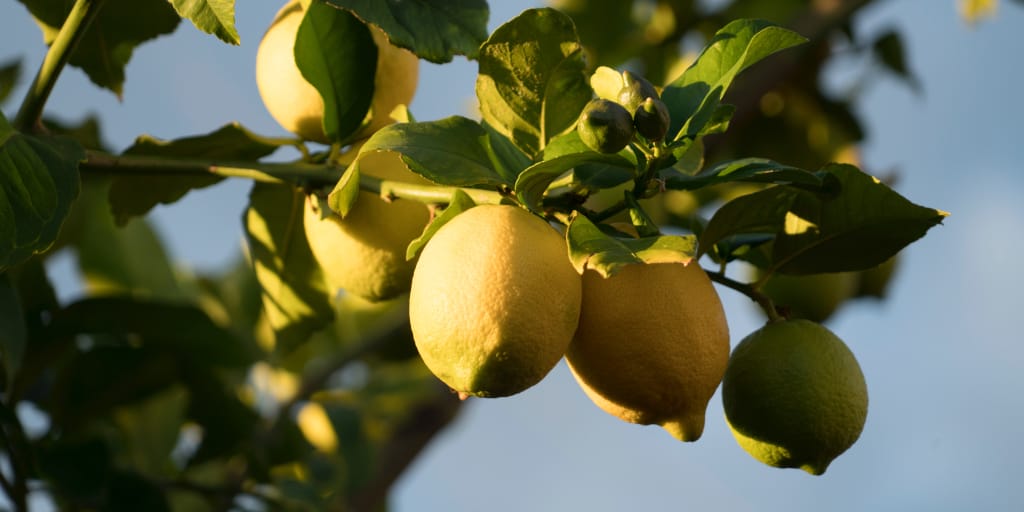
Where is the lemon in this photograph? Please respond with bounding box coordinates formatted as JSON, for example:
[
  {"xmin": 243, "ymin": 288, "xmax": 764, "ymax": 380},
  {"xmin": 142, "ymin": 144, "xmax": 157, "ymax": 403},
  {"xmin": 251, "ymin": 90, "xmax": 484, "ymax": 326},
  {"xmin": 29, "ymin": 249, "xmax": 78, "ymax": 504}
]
[
  {"xmin": 722, "ymin": 319, "xmax": 868, "ymax": 475},
  {"xmin": 566, "ymin": 261, "xmax": 730, "ymax": 441},
  {"xmin": 255, "ymin": 0, "xmax": 419, "ymax": 143},
  {"xmin": 303, "ymin": 143, "xmax": 430, "ymax": 302},
  {"xmin": 408, "ymin": 205, "xmax": 582, "ymax": 398},
  {"xmin": 757, "ymin": 270, "xmax": 858, "ymax": 322}
]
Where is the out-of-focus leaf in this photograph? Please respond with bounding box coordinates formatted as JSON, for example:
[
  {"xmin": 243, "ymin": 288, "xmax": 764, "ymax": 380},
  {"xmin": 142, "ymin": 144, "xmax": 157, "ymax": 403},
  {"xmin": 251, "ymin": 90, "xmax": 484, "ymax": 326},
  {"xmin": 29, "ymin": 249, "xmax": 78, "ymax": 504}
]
[
  {"xmin": 245, "ymin": 183, "xmax": 334, "ymax": 352},
  {"xmin": 182, "ymin": 363, "xmax": 259, "ymax": 465},
  {"xmin": 477, "ymin": 8, "xmax": 592, "ymax": 158},
  {"xmin": 17, "ymin": 0, "xmax": 180, "ymax": 96},
  {"xmin": 168, "ymin": 0, "xmax": 239, "ymax": 45},
  {"xmin": 0, "ymin": 113, "xmax": 83, "ymax": 272},
  {"xmin": 323, "ymin": 0, "xmax": 488, "ymax": 63},
  {"xmin": 37, "ymin": 437, "xmax": 112, "ymax": 502},
  {"xmin": 103, "ymin": 470, "xmax": 171, "ymax": 512},
  {"xmin": 0, "ymin": 60, "xmax": 21, "ymax": 105},
  {"xmin": 0, "ymin": 275, "xmax": 26, "ymax": 387},
  {"xmin": 113, "ymin": 386, "xmax": 188, "ymax": 478},
  {"xmin": 661, "ymin": 19, "xmax": 806, "ymax": 141},
  {"xmin": 873, "ymin": 30, "xmax": 921, "ymax": 93},
  {"xmin": 110, "ymin": 122, "xmax": 282, "ymax": 225},
  {"xmin": 295, "ymin": 2, "xmax": 377, "ymax": 143},
  {"xmin": 44, "ymin": 115, "xmax": 110, "ymax": 152}
]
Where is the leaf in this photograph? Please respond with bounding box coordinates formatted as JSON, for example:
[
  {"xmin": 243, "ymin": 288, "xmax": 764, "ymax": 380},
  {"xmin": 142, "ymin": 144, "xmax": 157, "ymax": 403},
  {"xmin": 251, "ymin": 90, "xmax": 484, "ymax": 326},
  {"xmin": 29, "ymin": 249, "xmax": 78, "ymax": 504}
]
[
  {"xmin": 168, "ymin": 0, "xmax": 239, "ymax": 45},
  {"xmin": 0, "ymin": 114, "xmax": 83, "ymax": 272},
  {"xmin": 665, "ymin": 158, "xmax": 826, "ymax": 191},
  {"xmin": 406, "ymin": 189, "xmax": 476, "ymax": 260},
  {"xmin": 515, "ymin": 130, "xmax": 637, "ymax": 210},
  {"xmin": 700, "ymin": 164, "xmax": 947, "ymax": 274},
  {"xmin": 873, "ymin": 30, "xmax": 921, "ymax": 93},
  {"xmin": 104, "ymin": 471, "xmax": 171, "ymax": 512},
  {"xmin": 0, "ymin": 275, "xmax": 26, "ymax": 387},
  {"xmin": 0, "ymin": 59, "xmax": 21, "ymax": 105},
  {"xmin": 661, "ymin": 19, "xmax": 806, "ymax": 141},
  {"xmin": 476, "ymin": 8, "xmax": 592, "ymax": 158},
  {"xmin": 109, "ymin": 123, "xmax": 281, "ymax": 225},
  {"xmin": 295, "ymin": 2, "xmax": 377, "ymax": 143},
  {"xmin": 350, "ymin": 116, "xmax": 507, "ymax": 187},
  {"xmin": 37, "ymin": 437, "xmax": 112, "ymax": 501},
  {"xmin": 17, "ymin": 0, "xmax": 180, "ymax": 96},
  {"xmin": 481, "ymin": 122, "xmax": 531, "ymax": 183},
  {"xmin": 566, "ymin": 214, "xmax": 696, "ymax": 277},
  {"xmin": 112, "ymin": 386, "xmax": 188, "ymax": 477},
  {"xmin": 770, "ymin": 164, "xmax": 947, "ymax": 274},
  {"xmin": 182, "ymin": 364, "xmax": 259, "ymax": 465},
  {"xmin": 49, "ymin": 296, "xmax": 255, "ymax": 368},
  {"xmin": 245, "ymin": 183, "xmax": 334, "ymax": 352},
  {"xmin": 323, "ymin": 0, "xmax": 488, "ymax": 63}
]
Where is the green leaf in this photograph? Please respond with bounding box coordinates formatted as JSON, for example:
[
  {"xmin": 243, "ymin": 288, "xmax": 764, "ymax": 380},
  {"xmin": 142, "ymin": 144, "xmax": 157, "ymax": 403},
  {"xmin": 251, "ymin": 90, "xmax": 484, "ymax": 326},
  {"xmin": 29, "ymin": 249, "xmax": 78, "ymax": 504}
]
[
  {"xmin": 109, "ymin": 123, "xmax": 281, "ymax": 225},
  {"xmin": 406, "ymin": 189, "xmax": 476, "ymax": 260},
  {"xmin": 481, "ymin": 122, "xmax": 531, "ymax": 184},
  {"xmin": 112, "ymin": 386, "xmax": 188, "ymax": 477},
  {"xmin": 477, "ymin": 8, "xmax": 592, "ymax": 158},
  {"xmin": 323, "ymin": 0, "xmax": 488, "ymax": 63},
  {"xmin": 665, "ymin": 158, "xmax": 826, "ymax": 191},
  {"xmin": 515, "ymin": 130, "xmax": 636, "ymax": 210},
  {"xmin": 352, "ymin": 116, "xmax": 508, "ymax": 187},
  {"xmin": 566, "ymin": 214, "xmax": 696, "ymax": 277},
  {"xmin": 770, "ymin": 164, "xmax": 947, "ymax": 274},
  {"xmin": 700, "ymin": 164, "xmax": 948, "ymax": 274},
  {"xmin": 104, "ymin": 471, "xmax": 171, "ymax": 512},
  {"xmin": 296, "ymin": 2, "xmax": 377, "ymax": 143},
  {"xmin": 0, "ymin": 59, "xmax": 21, "ymax": 105},
  {"xmin": 0, "ymin": 114, "xmax": 83, "ymax": 272},
  {"xmin": 50, "ymin": 296, "xmax": 255, "ymax": 368},
  {"xmin": 17, "ymin": 0, "xmax": 180, "ymax": 96},
  {"xmin": 245, "ymin": 183, "xmax": 334, "ymax": 352},
  {"xmin": 73, "ymin": 181, "xmax": 184, "ymax": 300},
  {"xmin": 0, "ymin": 275, "xmax": 26, "ymax": 387},
  {"xmin": 183, "ymin": 364, "xmax": 260, "ymax": 465},
  {"xmin": 38, "ymin": 437, "xmax": 112, "ymax": 501},
  {"xmin": 168, "ymin": 0, "xmax": 239, "ymax": 45},
  {"xmin": 873, "ymin": 30, "xmax": 921, "ymax": 93},
  {"xmin": 661, "ymin": 19, "xmax": 806, "ymax": 141}
]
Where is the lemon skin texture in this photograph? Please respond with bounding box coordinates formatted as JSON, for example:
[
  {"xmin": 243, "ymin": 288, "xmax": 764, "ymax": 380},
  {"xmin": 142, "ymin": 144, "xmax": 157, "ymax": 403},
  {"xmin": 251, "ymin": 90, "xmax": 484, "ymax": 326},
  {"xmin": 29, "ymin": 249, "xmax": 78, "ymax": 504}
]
[
  {"xmin": 303, "ymin": 145, "xmax": 430, "ymax": 302},
  {"xmin": 722, "ymin": 319, "xmax": 868, "ymax": 475},
  {"xmin": 255, "ymin": 0, "xmax": 419, "ymax": 143},
  {"xmin": 408, "ymin": 205, "xmax": 582, "ymax": 398},
  {"xmin": 566, "ymin": 261, "xmax": 730, "ymax": 442}
]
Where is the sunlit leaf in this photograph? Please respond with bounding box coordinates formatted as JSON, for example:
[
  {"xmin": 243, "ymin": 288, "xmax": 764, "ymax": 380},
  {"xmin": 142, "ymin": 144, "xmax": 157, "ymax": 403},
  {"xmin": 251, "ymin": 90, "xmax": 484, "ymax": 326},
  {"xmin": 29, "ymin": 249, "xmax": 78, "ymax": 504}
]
[
  {"xmin": 566, "ymin": 214, "xmax": 696, "ymax": 277},
  {"xmin": 168, "ymin": 0, "xmax": 239, "ymax": 44},
  {"xmin": 406, "ymin": 189, "xmax": 476, "ymax": 260},
  {"xmin": 515, "ymin": 131, "xmax": 637, "ymax": 210}
]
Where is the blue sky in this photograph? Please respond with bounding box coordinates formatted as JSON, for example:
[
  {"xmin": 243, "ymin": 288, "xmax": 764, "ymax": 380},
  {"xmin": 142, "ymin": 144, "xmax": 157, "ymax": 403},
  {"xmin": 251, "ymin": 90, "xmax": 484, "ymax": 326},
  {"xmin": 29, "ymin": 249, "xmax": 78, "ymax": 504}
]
[{"xmin": 2, "ymin": 1, "xmax": 1023, "ymax": 511}]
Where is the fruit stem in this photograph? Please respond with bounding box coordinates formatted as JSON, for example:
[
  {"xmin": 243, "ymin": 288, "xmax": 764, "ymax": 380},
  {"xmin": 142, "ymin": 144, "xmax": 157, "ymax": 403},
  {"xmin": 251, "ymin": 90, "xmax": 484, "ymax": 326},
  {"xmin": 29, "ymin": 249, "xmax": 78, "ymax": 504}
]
[
  {"xmin": 364, "ymin": 175, "xmax": 504, "ymax": 206},
  {"xmin": 13, "ymin": 0, "xmax": 106, "ymax": 133},
  {"xmin": 705, "ymin": 269, "xmax": 783, "ymax": 323}
]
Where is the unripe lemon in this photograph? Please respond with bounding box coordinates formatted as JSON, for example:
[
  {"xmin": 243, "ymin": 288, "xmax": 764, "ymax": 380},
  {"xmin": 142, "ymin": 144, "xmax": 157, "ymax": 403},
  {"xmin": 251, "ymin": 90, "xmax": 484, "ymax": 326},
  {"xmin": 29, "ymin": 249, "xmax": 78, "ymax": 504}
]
[
  {"xmin": 408, "ymin": 205, "xmax": 582, "ymax": 398},
  {"xmin": 255, "ymin": 0, "xmax": 419, "ymax": 143},
  {"xmin": 303, "ymin": 143, "xmax": 430, "ymax": 302},
  {"xmin": 722, "ymin": 319, "xmax": 868, "ymax": 475},
  {"xmin": 566, "ymin": 261, "xmax": 730, "ymax": 441},
  {"xmin": 757, "ymin": 270, "xmax": 858, "ymax": 322}
]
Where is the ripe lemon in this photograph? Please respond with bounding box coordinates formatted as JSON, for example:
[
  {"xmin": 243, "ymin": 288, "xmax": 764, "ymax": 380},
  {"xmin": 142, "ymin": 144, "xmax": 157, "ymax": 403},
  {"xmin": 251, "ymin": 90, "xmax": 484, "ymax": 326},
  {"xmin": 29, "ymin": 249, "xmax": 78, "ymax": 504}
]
[
  {"xmin": 304, "ymin": 142, "xmax": 430, "ymax": 302},
  {"xmin": 757, "ymin": 270, "xmax": 858, "ymax": 322},
  {"xmin": 722, "ymin": 319, "xmax": 868, "ymax": 475},
  {"xmin": 408, "ymin": 205, "xmax": 582, "ymax": 398},
  {"xmin": 255, "ymin": 0, "xmax": 419, "ymax": 143},
  {"xmin": 566, "ymin": 261, "xmax": 730, "ymax": 442}
]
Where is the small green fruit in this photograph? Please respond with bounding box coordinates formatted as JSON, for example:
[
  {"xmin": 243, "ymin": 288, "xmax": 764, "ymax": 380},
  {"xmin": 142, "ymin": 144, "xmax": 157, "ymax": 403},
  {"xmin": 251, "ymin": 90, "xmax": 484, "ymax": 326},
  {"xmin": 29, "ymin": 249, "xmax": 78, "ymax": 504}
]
[
  {"xmin": 633, "ymin": 97, "xmax": 671, "ymax": 141},
  {"xmin": 578, "ymin": 99, "xmax": 635, "ymax": 154},
  {"xmin": 617, "ymin": 71, "xmax": 659, "ymax": 113},
  {"xmin": 757, "ymin": 270, "xmax": 857, "ymax": 322}
]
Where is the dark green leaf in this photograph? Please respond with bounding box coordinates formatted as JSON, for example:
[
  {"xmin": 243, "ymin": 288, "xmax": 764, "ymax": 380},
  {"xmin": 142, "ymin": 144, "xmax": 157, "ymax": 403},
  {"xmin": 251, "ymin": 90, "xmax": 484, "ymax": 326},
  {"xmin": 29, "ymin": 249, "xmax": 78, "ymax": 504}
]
[
  {"xmin": 566, "ymin": 214, "xmax": 696, "ymax": 277},
  {"xmin": 349, "ymin": 116, "xmax": 507, "ymax": 187},
  {"xmin": 38, "ymin": 437, "xmax": 112, "ymax": 501},
  {"xmin": 109, "ymin": 123, "xmax": 281, "ymax": 225},
  {"xmin": 0, "ymin": 275, "xmax": 26, "ymax": 387},
  {"xmin": 698, "ymin": 184, "xmax": 802, "ymax": 259},
  {"xmin": 515, "ymin": 131, "xmax": 637, "ymax": 210},
  {"xmin": 182, "ymin": 363, "xmax": 259, "ymax": 465},
  {"xmin": 168, "ymin": 0, "xmax": 239, "ymax": 45},
  {"xmin": 481, "ymin": 122, "xmax": 531, "ymax": 183},
  {"xmin": 103, "ymin": 471, "xmax": 171, "ymax": 512},
  {"xmin": 17, "ymin": 0, "xmax": 180, "ymax": 96},
  {"xmin": 770, "ymin": 164, "xmax": 947, "ymax": 274},
  {"xmin": 873, "ymin": 30, "xmax": 921, "ymax": 93},
  {"xmin": 44, "ymin": 115, "xmax": 110, "ymax": 152},
  {"xmin": 406, "ymin": 189, "xmax": 476, "ymax": 260},
  {"xmin": 0, "ymin": 59, "xmax": 21, "ymax": 105},
  {"xmin": 245, "ymin": 183, "xmax": 334, "ymax": 351},
  {"xmin": 50, "ymin": 296, "xmax": 254, "ymax": 367},
  {"xmin": 665, "ymin": 158, "xmax": 824, "ymax": 191},
  {"xmin": 0, "ymin": 114, "xmax": 83, "ymax": 272},
  {"xmin": 323, "ymin": 0, "xmax": 488, "ymax": 63},
  {"xmin": 477, "ymin": 8, "xmax": 592, "ymax": 158},
  {"xmin": 112, "ymin": 386, "xmax": 188, "ymax": 477},
  {"xmin": 661, "ymin": 19, "xmax": 806, "ymax": 140},
  {"xmin": 296, "ymin": 2, "xmax": 377, "ymax": 143}
]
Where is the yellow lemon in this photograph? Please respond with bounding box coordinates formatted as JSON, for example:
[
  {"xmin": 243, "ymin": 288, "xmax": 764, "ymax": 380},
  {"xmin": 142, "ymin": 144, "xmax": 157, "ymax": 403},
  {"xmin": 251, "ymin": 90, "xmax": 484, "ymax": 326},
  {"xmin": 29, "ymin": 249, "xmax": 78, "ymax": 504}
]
[
  {"xmin": 408, "ymin": 205, "xmax": 582, "ymax": 398},
  {"xmin": 722, "ymin": 319, "xmax": 868, "ymax": 475},
  {"xmin": 303, "ymin": 143, "xmax": 430, "ymax": 302},
  {"xmin": 567, "ymin": 261, "xmax": 730, "ymax": 441},
  {"xmin": 255, "ymin": 0, "xmax": 419, "ymax": 143}
]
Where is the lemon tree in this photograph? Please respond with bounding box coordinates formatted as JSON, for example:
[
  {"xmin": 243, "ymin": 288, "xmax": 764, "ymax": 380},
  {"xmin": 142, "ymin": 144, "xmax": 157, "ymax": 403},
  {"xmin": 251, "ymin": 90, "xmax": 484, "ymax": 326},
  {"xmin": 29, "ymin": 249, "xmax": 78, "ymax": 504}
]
[{"xmin": 0, "ymin": 0, "xmax": 955, "ymax": 509}]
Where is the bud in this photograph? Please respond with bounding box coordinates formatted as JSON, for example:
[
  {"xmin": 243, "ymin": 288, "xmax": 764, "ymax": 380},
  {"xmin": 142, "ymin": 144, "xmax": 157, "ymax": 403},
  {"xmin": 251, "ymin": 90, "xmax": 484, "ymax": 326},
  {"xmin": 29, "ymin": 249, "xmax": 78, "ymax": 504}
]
[
  {"xmin": 617, "ymin": 71, "xmax": 660, "ymax": 114},
  {"xmin": 577, "ymin": 99, "xmax": 635, "ymax": 154},
  {"xmin": 633, "ymin": 97, "xmax": 671, "ymax": 142}
]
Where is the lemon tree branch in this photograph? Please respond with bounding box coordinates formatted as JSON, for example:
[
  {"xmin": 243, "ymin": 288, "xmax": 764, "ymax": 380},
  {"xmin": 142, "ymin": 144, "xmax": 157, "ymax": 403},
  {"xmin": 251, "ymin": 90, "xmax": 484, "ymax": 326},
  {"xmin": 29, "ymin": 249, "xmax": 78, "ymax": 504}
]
[{"xmin": 705, "ymin": 269, "xmax": 782, "ymax": 323}]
